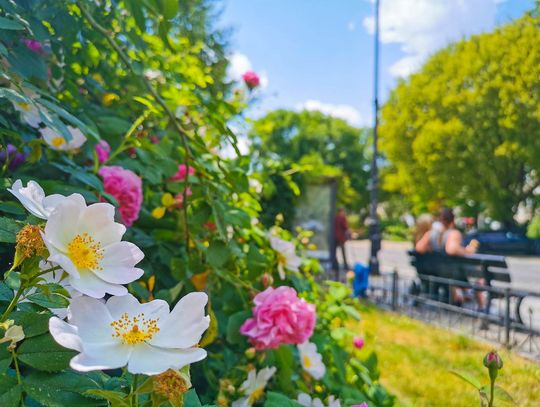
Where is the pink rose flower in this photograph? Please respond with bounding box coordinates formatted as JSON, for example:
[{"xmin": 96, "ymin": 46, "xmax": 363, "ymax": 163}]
[
  {"xmin": 353, "ymin": 336, "xmax": 365, "ymax": 349},
  {"xmin": 98, "ymin": 166, "xmax": 142, "ymax": 227},
  {"xmin": 173, "ymin": 188, "xmax": 192, "ymax": 208},
  {"xmin": 95, "ymin": 140, "xmax": 111, "ymax": 164},
  {"xmin": 22, "ymin": 39, "xmax": 44, "ymax": 54},
  {"xmin": 240, "ymin": 286, "xmax": 316, "ymax": 350},
  {"xmin": 242, "ymin": 71, "xmax": 260, "ymax": 90},
  {"xmin": 171, "ymin": 164, "xmax": 195, "ymax": 181}
]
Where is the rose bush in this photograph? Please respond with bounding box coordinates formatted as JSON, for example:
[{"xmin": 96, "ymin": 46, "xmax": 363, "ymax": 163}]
[{"xmin": 0, "ymin": 1, "xmax": 393, "ymax": 406}]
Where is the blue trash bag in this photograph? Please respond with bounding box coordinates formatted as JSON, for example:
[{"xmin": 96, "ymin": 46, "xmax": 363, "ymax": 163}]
[{"xmin": 353, "ymin": 262, "xmax": 369, "ymax": 298}]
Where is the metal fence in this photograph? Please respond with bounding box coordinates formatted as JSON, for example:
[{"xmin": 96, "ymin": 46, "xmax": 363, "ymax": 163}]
[{"xmin": 369, "ymin": 271, "xmax": 540, "ymax": 361}]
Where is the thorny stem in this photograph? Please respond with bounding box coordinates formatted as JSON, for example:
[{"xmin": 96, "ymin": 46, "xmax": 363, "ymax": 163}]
[{"xmin": 77, "ymin": 2, "xmax": 192, "ymax": 251}]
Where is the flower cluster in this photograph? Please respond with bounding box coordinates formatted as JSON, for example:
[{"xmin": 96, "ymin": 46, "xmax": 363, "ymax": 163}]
[
  {"xmin": 7, "ymin": 180, "xmax": 210, "ymax": 375},
  {"xmin": 98, "ymin": 165, "xmax": 143, "ymax": 227},
  {"xmin": 240, "ymin": 286, "xmax": 316, "ymax": 349}
]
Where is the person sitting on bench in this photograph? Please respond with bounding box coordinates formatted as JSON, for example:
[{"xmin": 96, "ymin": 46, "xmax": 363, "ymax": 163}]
[{"xmin": 415, "ymin": 208, "xmax": 484, "ymax": 308}]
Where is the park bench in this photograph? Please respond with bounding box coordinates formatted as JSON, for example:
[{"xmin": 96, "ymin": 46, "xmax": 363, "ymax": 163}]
[{"xmin": 407, "ymin": 250, "xmax": 521, "ymax": 319}]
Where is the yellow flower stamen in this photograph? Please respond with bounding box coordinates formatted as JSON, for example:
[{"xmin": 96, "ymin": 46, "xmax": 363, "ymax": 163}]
[
  {"xmin": 16, "ymin": 224, "xmax": 46, "ymax": 259},
  {"xmin": 303, "ymin": 355, "xmax": 312, "ymax": 368},
  {"xmin": 111, "ymin": 312, "xmax": 160, "ymax": 345},
  {"xmin": 67, "ymin": 233, "xmax": 103, "ymax": 270},
  {"xmin": 51, "ymin": 136, "xmax": 66, "ymax": 148},
  {"xmin": 249, "ymin": 387, "xmax": 265, "ymax": 404}
]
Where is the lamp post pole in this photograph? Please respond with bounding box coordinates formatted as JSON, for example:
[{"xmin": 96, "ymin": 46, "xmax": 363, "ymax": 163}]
[{"xmin": 369, "ymin": 0, "xmax": 381, "ymax": 275}]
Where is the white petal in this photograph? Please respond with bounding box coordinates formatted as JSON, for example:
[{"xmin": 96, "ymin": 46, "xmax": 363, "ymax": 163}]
[
  {"xmin": 96, "ymin": 266, "xmax": 143, "ymax": 285},
  {"xmin": 297, "ymin": 393, "xmax": 312, "ymax": 407},
  {"xmin": 150, "ymin": 292, "xmax": 209, "ymax": 349},
  {"xmin": 67, "ymin": 126, "xmax": 86, "ymax": 149},
  {"xmin": 231, "ymin": 398, "xmax": 250, "ymax": 407},
  {"xmin": 67, "ymin": 296, "xmax": 114, "ymax": 342},
  {"xmin": 312, "ymin": 399, "xmax": 325, "ymax": 407},
  {"xmin": 101, "ymin": 241, "xmax": 144, "ymax": 268},
  {"xmin": 69, "ymin": 271, "xmax": 127, "ymax": 298},
  {"xmin": 256, "ymin": 366, "xmax": 276, "ymax": 386},
  {"xmin": 44, "ymin": 197, "xmax": 85, "ymax": 250},
  {"xmin": 78, "ymin": 203, "xmax": 125, "ymax": 246},
  {"xmin": 127, "ymin": 343, "xmax": 207, "ymax": 375},
  {"xmin": 47, "ymin": 253, "xmax": 79, "ymax": 278},
  {"xmin": 70, "ymin": 342, "xmax": 131, "ymax": 372},
  {"xmin": 105, "ymin": 294, "xmax": 169, "ymax": 321},
  {"xmin": 49, "ymin": 317, "xmax": 82, "ymax": 352},
  {"xmin": 8, "ymin": 180, "xmax": 48, "ymax": 219}
]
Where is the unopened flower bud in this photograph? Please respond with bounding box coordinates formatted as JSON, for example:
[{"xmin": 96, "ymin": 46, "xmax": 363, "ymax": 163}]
[
  {"xmin": 245, "ymin": 347, "xmax": 256, "ymax": 359},
  {"xmin": 314, "ymin": 384, "xmax": 323, "ymax": 393},
  {"xmin": 261, "ymin": 273, "xmax": 273, "ymax": 288},
  {"xmin": 353, "ymin": 336, "xmax": 365, "ymax": 349},
  {"xmin": 1, "ymin": 324, "xmax": 25, "ymax": 350},
  {"xmin": 483, "ymin": 350, "xmax": 503, "ymax": 370}
]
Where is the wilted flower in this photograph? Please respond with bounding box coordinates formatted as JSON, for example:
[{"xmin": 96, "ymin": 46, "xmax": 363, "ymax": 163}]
[
  {"xmin": 231, "ymin": 367, "xmax": 276, "ymax": 407},
  {"xmin": 0, "ymin": 324, "xmax": 25, "ymax": 350},
  {"xmin": 269, "ymin": 235, "xmax": 302, "ymax": 279},
  {"xmin": 153, "ymin": 369, "xmax": 191, "ymax": 400},
  {"xmin": 15, "ymin": 224, "xmax": 46, "ymax": 260},
  {"xmin": 42, "ymin": 194, "xmax": 144, "ymax": 298},
  {"xmin": 40, "ymin": 126, "xmax": 87, "ymax": 151},
  {"xmin": 242, "ymin": 71, "xmax": 260, "ymax": 90},
  {"xmin": 353, "ymin": 336, "xmax": 365, "ymax": 350},
  {"xmin": 22, "ymin": 39, "xmax": 44, "ymax": 54},
  {"xmin": 0, "ymin": 144, "xmax": 26, "ymax": 171},
  {"xmin": 171, "ymin": 164, "xmax": 195, "ymax": 181},
  {"xmin": 240, "ymin": 286, "xmax": 316, "ymax": 349},
  {"xmin": 49, "ymin": 293, "xmax": 210, "ymax": 375},
  {"xmin": 98, "ymin": 166, "xmax": 143, "ymax": 227},
  {"xmin": 297, "ymin": 393, "xmax": 341, "ymax": 407},
  {"xmin": 8, "ymin": 179, "xmax": 66, "ymax": 220},
  {"xmin": 298, "ymin": 341, "xmax": 326, "ymax": 379},
  {"xmin": 95, "ymin": 140, "xmax": 111, "ymax": 164}
]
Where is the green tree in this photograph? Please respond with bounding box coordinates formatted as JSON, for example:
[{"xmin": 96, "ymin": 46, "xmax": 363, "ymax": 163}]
[
  {"xmin": 379, "ymin": 12, "xmax": 540, "ymax": 224},
  {"xmin": 249, "ymin": 109, "xmax": 370, "ymax": 225}
]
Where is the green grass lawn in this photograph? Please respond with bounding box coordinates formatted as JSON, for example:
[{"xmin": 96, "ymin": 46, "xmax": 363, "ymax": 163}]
[{"xmin": 355, "ymin": 305, "xmax": 540, "ymax": 407}]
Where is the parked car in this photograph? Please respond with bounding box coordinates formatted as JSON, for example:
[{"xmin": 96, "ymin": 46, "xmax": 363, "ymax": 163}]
[{"xmin": 463, "ymin": 230, "xmax": 540, "ymax": 255}]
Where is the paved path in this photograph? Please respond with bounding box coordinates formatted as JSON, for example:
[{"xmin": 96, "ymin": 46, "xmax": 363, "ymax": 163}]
[{"xmin": 346, "ymin": 239, "xmax": 540, "ymax": 292}]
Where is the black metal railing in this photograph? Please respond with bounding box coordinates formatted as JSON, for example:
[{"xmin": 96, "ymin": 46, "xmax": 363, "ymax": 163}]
[{"xmin": 369, "ymin": 271, "xmax": 540, "ymax": 360}]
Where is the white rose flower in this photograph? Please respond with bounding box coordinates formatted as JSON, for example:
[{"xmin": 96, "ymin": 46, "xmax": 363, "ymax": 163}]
[
  {"xmin": 8, "ymin": 179, "xmax": 66, "ymax": 220},
  {"xmin": 40, "ymin": 125, "xmax": 86, "ymax": 151},
  {"xmin": 231, "ymin": 367, "xmax": 276, "ymax": 407},
  {"xmin": 298, "ymin": 341, "xmax": 326, "ymax": 380},
  {"xmin": 49, "ymin": 293, "xmax": 210, "ymax": 375},
  {"xmin": 269, "ymin": 234, "xmax": 302, "ymax": 279},
  {"xmin": 297, "ymin": 393, "xmax": 341, "ymax": 407},
  {"xmin": 42, "ymin": 195, "xmax": 144, "ymax": 298}
]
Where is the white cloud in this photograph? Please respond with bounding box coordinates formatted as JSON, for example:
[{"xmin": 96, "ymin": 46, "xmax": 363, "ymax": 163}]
[
  {"xmin": 363, "ymin": 0, "xmax": 502, "ymax": 77},
  {"xmin": 347, "ymin": 21, "xmax": 357, "ymax": 31},
  {"xmin": 227, "ymin": 52, "xmax": 269, "ymax": 88},
  {"xmin": 296, "ymin": 100, "xmax": 364, "ymax": 126}
]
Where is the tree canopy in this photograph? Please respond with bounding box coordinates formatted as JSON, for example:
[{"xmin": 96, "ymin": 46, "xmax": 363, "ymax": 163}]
[
  {"xmin": 379, "ymin": 12, "xmax": 540, "ymax": 223},
  {"xmin": 249, "ymin": 109, "xmax": 370, "ymax": 226}
]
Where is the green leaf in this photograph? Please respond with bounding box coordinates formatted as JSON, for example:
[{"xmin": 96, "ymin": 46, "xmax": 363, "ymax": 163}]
[
  {"xmin": 0, "ymin": 281, "xmax": 14, "ymax": 302},
  {"xmin": 24, "ymin": 371, "xmax": 99, "ymax": 407},
  {"xmin": 17, "ymin": 333, "xmax": 75, "ymax": 372},
  {"xmin": 0, "ymin": 216, "xmax": 21, "ymax": 243},
  {"xmin": 160, "ymin": 0, "xmax": 179, "ymax": 19},
  {"xmin": 206, "ymin": 240, "xmax": 229, "ymax": 268},
  {"xmin": 264, "ymin": 392, "xmax": 303, "ymax": 407},
  {"xmin": 0, "ymin": 374, "xmax": 22, "ymax": 406},
  {"xmin": 183, "ymin": 389, "xmax": 203, "ymax": 407},
  {"xmin": 450, "ymin": 370, "xmax": 482, "ymax": 390},
  {"xmin": 39, "ymin": 99, "xmax": 100, "ymax": 141},
  {"xmin": 273, "ymin": 346, "xmax": 295, "ymax": 395},
  {"xmin": 0, "ymin": 344, "xmax": 11, "ymax": 372},
  {"xmin": 26, "ymin": 283, "xmax": 70, "ymax": 309},
  {"xmin": 10, "ymin": 311, "xmax": 51, "ymax": 337},
  {"xmin": 85, "ymin": 389, "xmax": 129, "ymax": 406},
  {"xmin": 226, "ymin": 310, "xmax": 251, "ymax": 345},
  {"xmin": 0, "ymin": 16, "xmax": 24, "ymax": 30},
  {"xmin": 342, "ymin": 304, "xmax": 361, "ymax": 321}
]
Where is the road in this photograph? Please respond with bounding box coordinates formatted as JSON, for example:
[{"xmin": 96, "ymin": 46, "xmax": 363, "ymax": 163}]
[{"xmin": 346, "ymin": 239, "xmax": 540, "ymax": 292}]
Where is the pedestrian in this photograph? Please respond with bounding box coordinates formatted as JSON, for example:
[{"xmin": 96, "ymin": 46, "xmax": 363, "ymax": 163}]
[{"xmin": 333, "ymin": 207, "xmax": 351, "ymax": 272}]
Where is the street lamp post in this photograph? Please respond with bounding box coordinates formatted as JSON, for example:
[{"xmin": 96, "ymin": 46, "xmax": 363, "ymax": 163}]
[{"xmin": 369, "ymin": 0, "xmax": 381, "ymax": 274}]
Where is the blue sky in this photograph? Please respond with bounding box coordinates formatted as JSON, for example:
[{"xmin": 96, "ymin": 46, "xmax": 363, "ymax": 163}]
[{"xmin": 220, "ymin": 0, "xmax": 534, "ymax": 127}]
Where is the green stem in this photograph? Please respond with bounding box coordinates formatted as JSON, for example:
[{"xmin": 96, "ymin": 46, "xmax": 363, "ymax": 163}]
[
  {"xmin": 488, "ymin": 377, "xmax": 495, "ymax": 407},
  {"xmin": 11, "ymin": 348, "xmax": 22, "ymax": 385},
  {"xmin": 77, "ymin": 2, "xmax": 193, "ymax": 251},
  {"xmin": 132, "ymin": 374, "xmax": 139, "ymax": 407},
  {"xmin": 0, "ymin": 286, "xmax": 24, "ymax": 323}
]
